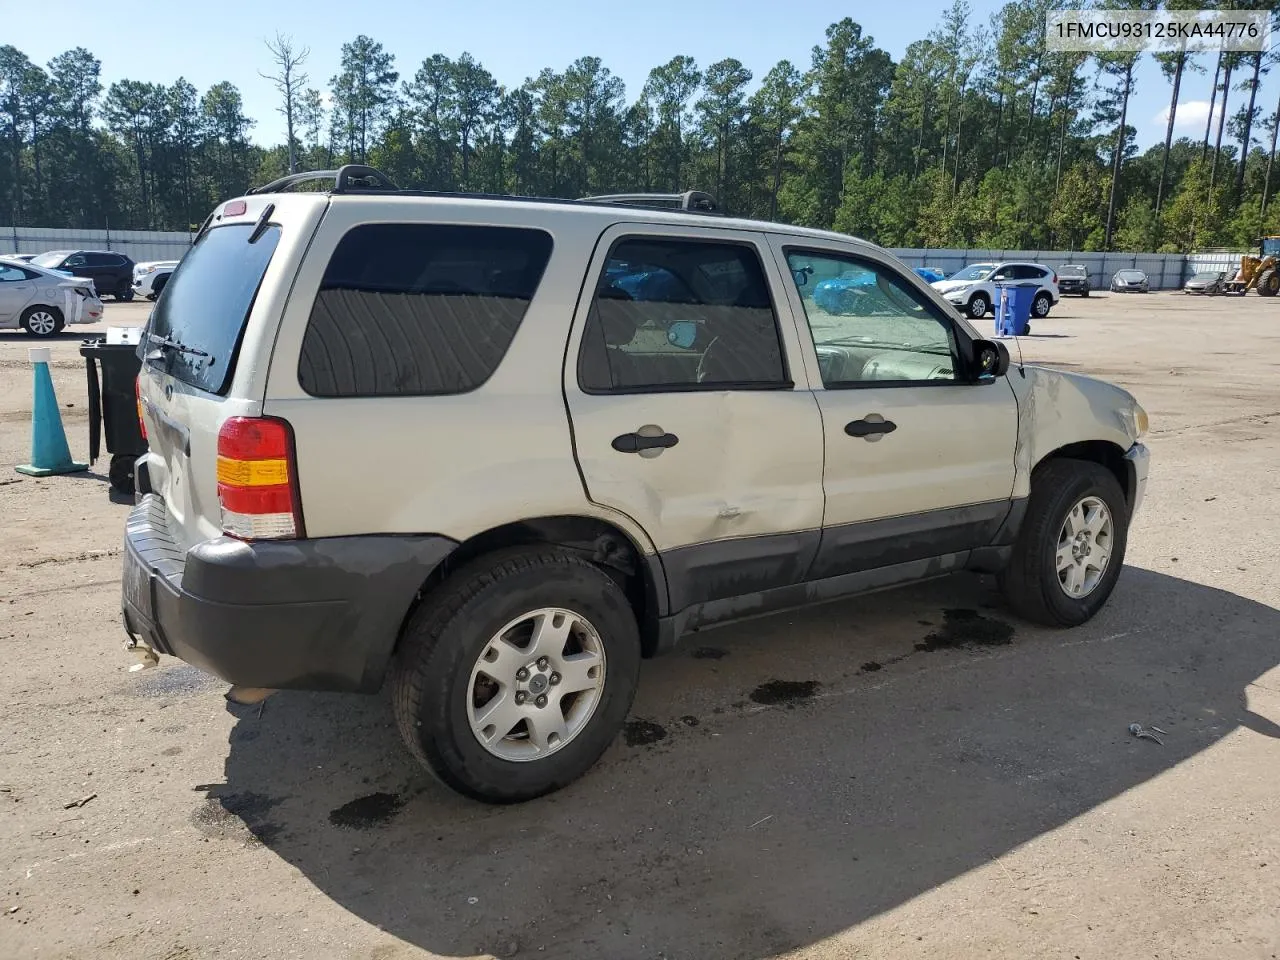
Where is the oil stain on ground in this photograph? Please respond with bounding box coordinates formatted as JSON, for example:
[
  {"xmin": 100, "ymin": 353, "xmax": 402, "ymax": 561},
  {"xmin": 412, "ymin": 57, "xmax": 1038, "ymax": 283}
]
[
  {"xmin": 692, "ymin": 647, "xmax": 729, "ymax": 660},
  {"xmin": 328, "ymin": 792, "xmax": 404, "ymax": 829},
  {"xmin": 916, "ymin": 608, "xmax": 1015, "ymax": 651},
  {"xmin": 624, "ymin": 719, "xmax": 668, "ymax": 746},
  {"xmin": 750, "ymin": 679, "xmax": 821, "ymax": 707},
  {"xmin": 192, "ymin": 791, "xmax": 285, "ymax": 843}
]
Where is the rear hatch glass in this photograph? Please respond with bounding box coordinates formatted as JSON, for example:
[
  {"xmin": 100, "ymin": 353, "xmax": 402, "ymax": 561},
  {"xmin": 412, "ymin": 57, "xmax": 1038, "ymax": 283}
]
[{"xmin": 142, "ymin": 222, "xmax": 281, "ymax": 395}]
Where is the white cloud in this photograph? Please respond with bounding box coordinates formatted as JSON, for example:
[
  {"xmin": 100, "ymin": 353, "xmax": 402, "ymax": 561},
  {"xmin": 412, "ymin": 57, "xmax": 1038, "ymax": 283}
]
[{"xmin": 1154, "ymin": 99, "xmax": 1224, "ymax": 136}]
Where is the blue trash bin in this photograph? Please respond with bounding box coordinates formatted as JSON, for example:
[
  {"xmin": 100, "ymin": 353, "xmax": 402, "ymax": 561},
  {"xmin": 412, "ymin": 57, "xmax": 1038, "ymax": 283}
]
[{"xmin": 996, "ymin": 283, "xmax": 1035, "ymax": 336}]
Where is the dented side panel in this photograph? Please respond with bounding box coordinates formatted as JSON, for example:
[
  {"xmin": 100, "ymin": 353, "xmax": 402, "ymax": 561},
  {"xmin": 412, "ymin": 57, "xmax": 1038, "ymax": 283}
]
[{"xmin": 1007, "ymin": 366, "xmax": 1144, "ymax": 498}]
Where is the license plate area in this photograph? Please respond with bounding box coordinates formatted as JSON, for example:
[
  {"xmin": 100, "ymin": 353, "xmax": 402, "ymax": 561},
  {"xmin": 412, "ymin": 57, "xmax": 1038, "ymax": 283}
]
[{"xmin": 123, "ymin": 547, "xmax": 154, "ymax": 623}]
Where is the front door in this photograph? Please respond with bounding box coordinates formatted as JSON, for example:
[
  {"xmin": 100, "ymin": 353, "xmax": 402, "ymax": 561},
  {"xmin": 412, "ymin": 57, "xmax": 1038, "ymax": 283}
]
[
  {"xmin": 768, "ymin": 240, "xmax": 1019, "ymax": 580},
  {"xmin": 564, "ymin": 225, "xmax": 826, "ymax": 614}
]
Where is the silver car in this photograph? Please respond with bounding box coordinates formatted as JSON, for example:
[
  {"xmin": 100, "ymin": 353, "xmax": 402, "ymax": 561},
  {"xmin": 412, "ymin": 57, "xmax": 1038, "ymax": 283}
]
[
  {"xmin": 0, "ymin": 257, "xmax": 104, "ymax": 337},
  {"xmin": 1110, "ymin": 269, "xmax": 1150, "ymax": 293}
]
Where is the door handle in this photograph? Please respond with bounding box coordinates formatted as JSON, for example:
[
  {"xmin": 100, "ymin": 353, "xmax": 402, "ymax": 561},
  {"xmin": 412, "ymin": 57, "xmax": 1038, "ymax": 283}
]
[
  {"xmin": 845, "ymin": 416, "xmax": 897, "ymax": 439},
  {"xmin": 612, "ymin": 431, "xmax": 679, "ymax": 453}
]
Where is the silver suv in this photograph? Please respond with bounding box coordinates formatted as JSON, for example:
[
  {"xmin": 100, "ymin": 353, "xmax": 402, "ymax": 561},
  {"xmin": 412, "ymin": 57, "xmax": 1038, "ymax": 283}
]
[{"xmin": 122, "ymin": 167, "xmax": 1150, "ymax": 803}]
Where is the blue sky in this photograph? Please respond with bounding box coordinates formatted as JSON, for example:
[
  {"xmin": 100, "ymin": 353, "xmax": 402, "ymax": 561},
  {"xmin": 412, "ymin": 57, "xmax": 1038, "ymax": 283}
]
[{"xmin": 9, "ymin": 0, "xmax": 1277, "ymax": 155}]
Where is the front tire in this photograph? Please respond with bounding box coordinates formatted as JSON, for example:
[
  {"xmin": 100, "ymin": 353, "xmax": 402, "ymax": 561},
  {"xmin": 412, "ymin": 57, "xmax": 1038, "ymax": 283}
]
[
  {"xmin": 1257, "ymin": 268, "xmax": 1278, "ymax": 296},
  {"xmin": 967, "ymin": 294, "xmax": 989, "ymax": 319},
  {"xmin": 391, "ymin": 546, "xmax": 642, "ymax": 804},
  {"xmin": 117, "ymin": 285, "xmax": 134, "ymax": 302},
  {"xmin": 1000, "ymin": 460, "xmax": 1129, "ymax": 627}
]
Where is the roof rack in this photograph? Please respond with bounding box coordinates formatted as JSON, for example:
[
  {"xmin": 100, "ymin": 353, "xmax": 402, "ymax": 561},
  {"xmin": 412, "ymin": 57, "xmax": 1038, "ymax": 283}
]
[
  {"xmin": 247, "ymin": 164, "xmax": 401, "ymax": 195},
  {"xmin": 579, "ymin": 191, "xmax": 720, "ymax": 214}
]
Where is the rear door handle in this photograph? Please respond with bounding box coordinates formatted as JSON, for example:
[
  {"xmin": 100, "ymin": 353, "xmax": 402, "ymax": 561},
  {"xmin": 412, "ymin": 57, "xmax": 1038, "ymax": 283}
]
[
  {"xmin": 845, "ymin": 416, "xmax": 897, "ymax": 439},
  {"xmin": 612, "ymin": 431, "xmax": 679, "ymax": 453}
]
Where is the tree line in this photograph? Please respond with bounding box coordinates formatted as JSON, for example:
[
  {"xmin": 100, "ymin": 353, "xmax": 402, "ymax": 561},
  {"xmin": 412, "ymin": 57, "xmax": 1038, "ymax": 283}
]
[{"xmin": 2, "ymin": 1, "xmax": 1279, "ymax": 253}]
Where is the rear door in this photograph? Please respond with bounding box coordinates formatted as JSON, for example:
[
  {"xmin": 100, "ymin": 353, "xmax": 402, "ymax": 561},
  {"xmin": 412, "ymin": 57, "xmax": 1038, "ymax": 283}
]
[
  {"xmin": 564, "ymin": 224, "xmax": 825, "ymax": 614},
  {"xmin": 137, "ymin": 196, "xmax": 325, "ymax": 552},
  {"xmin": 0, "ymin": 262, "xmax": 36, "ymax": 323}
]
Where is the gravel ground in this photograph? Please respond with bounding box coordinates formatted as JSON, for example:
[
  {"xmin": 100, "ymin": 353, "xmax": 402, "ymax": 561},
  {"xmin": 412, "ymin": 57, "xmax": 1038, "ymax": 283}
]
[{"xmin": 2, "ymin": 293, "xmax": 1278, "ymax": 960}]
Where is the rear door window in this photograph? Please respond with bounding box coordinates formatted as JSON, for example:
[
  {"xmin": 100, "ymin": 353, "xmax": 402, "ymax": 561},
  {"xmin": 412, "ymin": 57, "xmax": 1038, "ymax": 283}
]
[
  {"xmin": 298, "ymin": 223, "xmax": 553, "ymax": 397},
  {"xmin": 145, "ymin": 222, "xmax": 282, "ymax": 395}
]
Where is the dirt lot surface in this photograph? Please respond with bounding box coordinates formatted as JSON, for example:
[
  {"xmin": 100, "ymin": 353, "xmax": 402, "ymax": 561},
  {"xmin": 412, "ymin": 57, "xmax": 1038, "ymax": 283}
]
[{"xmin": 3, "ymin": 294, "xmax": 1279, "ymax": 960}]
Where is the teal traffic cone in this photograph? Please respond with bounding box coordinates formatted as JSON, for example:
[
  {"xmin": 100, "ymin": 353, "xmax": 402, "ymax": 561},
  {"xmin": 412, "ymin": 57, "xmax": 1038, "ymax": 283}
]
[{"xmin": 15, "ymin": 346, "xmax": 88, "ymax": 477}]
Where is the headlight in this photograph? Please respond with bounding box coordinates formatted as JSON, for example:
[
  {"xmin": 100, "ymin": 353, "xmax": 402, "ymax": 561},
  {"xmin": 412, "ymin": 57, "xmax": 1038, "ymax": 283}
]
[
  {"xmin": 1135, "ymin": 404, "xmax": 1148, "ymax": 438},
  {"xmin": 144, "ymin": 265, "xmax": 157, "ymax": 274}
]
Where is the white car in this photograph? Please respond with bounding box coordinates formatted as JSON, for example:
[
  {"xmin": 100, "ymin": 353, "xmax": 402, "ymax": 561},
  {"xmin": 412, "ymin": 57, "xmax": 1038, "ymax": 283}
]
[
  {"xmin": 0, "ymin": 257, "xmax": 104, "ymax": 337},
  {"xmin": 932, "ymin": 262, "xmax": 1060, "ymax": 321},
  {"xmin": 133, "ymin": 260, "xmax": 180, "ymax": 300}
]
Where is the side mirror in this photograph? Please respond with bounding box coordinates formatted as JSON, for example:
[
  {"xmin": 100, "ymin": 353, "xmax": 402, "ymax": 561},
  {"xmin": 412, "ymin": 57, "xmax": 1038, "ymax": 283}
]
[
  {"xmin": 972, "ymin": 339, "xmax": 1010, "ymax": 380},
  {"xmin": 667, "ymin": 320, "xmax": 698, "ymax": 350}
]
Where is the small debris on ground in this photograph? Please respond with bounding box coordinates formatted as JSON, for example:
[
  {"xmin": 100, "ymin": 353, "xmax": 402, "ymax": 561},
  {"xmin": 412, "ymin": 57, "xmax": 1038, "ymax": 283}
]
[
  {"xmin": 1128, "ymin": 723, "xmax": 1165, "ymax": 745},
  {"xmin": 63, "ymin": 793, "xmax": 97, "ymax": 809}
]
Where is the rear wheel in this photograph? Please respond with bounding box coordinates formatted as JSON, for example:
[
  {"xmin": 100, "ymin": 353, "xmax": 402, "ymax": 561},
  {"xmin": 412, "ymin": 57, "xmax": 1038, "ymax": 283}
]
[
  {"xmin": 20, "ymin": 305, "xmax": 64, "ymax": 337},
  {"xmin": 967, "ymin": 294, "xmax": 989, "ymax": 319},
  {"xmin": 1000, "ymin": 460, "xmax": 1129, "ymax": 627},
  {"xmin": 391, "ymin": 546, "xmax": 642, "ymax": 803},
  {"xmin": 117, "ymin": 285, "xmax": 134, "ymax": 302},
  {"xmin": 108, "ymin": 454, "xmax": 135, "ymax": 495},
  {"xmin": 1256, "ymin": 268, "xmax": 1278, "ymax": 297},
  {"xmin": 1032, "ymin": 293, "xmax": 1052, "ymax": 318}
]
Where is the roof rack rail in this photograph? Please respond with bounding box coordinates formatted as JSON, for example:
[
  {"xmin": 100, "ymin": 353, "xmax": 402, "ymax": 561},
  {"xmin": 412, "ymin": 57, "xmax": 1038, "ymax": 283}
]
[
  {"xmin": 247, "ymin": 164, "xmax": 401, "ymax": 196},
  {"xmin": 579, "ymin": 190, "xmax": 720, "ymax": 214}
]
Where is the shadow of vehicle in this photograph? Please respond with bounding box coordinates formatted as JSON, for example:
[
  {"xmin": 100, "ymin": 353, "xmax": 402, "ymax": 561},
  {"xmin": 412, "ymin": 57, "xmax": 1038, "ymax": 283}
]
[{"xmin": 204, "ymin": 567, "xmax": 1279, "ymax": 959}]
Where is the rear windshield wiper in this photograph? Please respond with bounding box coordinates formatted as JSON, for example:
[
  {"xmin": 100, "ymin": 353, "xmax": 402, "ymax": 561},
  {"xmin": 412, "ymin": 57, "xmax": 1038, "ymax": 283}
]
[{"xmin": 146, "ymin": 333, "xmax": 211, "ymax": 361}]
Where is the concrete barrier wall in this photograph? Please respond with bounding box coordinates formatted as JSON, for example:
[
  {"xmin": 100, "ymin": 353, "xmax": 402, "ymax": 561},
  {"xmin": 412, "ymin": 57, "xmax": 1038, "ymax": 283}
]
[
  {"xmin": 3, "ymin": 226, "xmax": 193, "ymax": 264},
  {"xmin": 4, "ymin": 225, "xmax": 1247, "ymax": 290}
]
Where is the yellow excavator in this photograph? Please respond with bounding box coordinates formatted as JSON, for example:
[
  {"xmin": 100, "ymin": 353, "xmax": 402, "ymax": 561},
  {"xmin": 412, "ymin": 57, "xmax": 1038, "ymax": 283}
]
[{"xmin": 1222, "ymin": 237, "xmax": 1280, "ymax": 296}]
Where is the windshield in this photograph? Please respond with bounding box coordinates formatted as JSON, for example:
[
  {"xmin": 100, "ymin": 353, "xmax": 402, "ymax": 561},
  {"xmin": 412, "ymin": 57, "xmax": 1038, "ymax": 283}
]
[
  {"xmin": 145, "ymin": 222, "xmax": 281, "ymax": 395},
  {"xmin": 31, "ymin": 251, "xmax": 72, "ymax": 267},
  {"xmin": 1262, "ymin": 238, "xmax": 1280, "ymax": 257},
  {"xmin": 1117, "ymin": 271, "xmax": 1145, "ymax": 280},
  {"xmin": 1059, "ymin": 265, "xmax": 1086, "ymax": 276},
  {"xmin": 1191, "ymin": 272, "xmax": 1221, "ymax": 281},
  {"xmin": 948, "ymin": 264, "xmax": 994, "ymax": 281}
]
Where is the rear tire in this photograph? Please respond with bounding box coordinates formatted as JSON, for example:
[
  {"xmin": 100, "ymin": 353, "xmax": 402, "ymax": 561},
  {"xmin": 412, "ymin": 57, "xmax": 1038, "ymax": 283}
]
[
  {"xmin": 117, "ymin": 285, "xmax": 134, "ymax": 302},
  {"xmin": 20, "ymin": 305, "xmax": 64, "ymax": 337},
  {"xmin": 108, "ymin": 454, "xmax": 135, "ymax": 495},
  {"xmin": 1000, "ymin": 460, "xmax": 1129, "ymax": 627},
  {"xmin": 391, "ymin": 546, "xmax": 642, "ymax": 804},
  {"xmin": 1032, "ymin": 293, "xmax": 1052, "ymax": 318}
]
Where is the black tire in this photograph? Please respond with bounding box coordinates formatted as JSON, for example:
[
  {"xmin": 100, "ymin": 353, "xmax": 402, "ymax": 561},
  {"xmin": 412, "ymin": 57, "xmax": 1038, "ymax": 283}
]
[
  {"xmin": 152, "ymin": 274, "xmax": 169, "ymax": 298},
  {"xmin": 999, "ymin": 459, "xmax": 1129, "ymax": 628},
  {"xmin": 1256, "ymin": 268, "xmax": 1278, "ymax": 297},
  {"xmin": 391, "ymin": 546, "xmax": 642, "ymax": 804},
  {"xmin": 20, "ymin": 305, "xmax": 64, "ymax": 338},
  {"xmin": 1082, "ymin": 289, "xmax": 1090, "ymax": 297},
  {"xmin": 1032, "ymin": 293, "xmax": 1052, "ymax": 318},
  {"xmin": 108, "ymin": 454, "xmax": 136, "ymax": 496},
  {"xmin": 967, "ymin": 293, "xmax": 989, "ymax": 319},
  {"xmin": 117, "ymin": 285, "xmax": 134, "ymax": 302}
]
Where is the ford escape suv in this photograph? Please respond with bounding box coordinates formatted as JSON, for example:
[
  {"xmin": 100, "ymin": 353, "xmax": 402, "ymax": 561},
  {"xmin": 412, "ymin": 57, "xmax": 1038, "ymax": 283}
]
[{"xmin": 122, "ymin": 167, "xmax": 1150, "ymax": 804}]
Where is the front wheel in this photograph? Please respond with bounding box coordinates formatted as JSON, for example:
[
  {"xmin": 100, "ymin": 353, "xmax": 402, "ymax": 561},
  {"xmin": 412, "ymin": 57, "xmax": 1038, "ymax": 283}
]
[
  {"xmin": 391, "ymin": 546, "xmax": 641, "ymax": 803},
  {"xmin": 117, "ymin": 286, "xmax": 134, "ymax": 302},
  {"xmin": 1000, "ymin": 460, "xmax": 1129, "ymax": 627},
  {"xmin": 967, "ymin": 294, "xmax": 989, "ymax": 319}
]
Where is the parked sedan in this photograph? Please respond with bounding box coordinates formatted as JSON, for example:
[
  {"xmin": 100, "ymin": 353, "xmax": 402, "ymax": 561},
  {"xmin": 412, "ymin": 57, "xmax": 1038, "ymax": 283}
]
[
  {"xmin": 1057, "ymin": 264, "xmax": 1091, "ymax": 296},
  {"xmin": 1183, "ymin": 270, "xmax": 1227, "ymax": 295},
  {"xmin": 133, "ymin": 260, "xmax": 180, "ymax": 300},
  {"xmin": 1110, "ymin": 269, "xmax": 1150, "ymax": 293},
  {"xmin": 0, "ymin": 257, "xmax": 103, "ymax": 337},
  {"xmin": 30, "ymin": 249, "xmax": 137, "ymax": 301}
]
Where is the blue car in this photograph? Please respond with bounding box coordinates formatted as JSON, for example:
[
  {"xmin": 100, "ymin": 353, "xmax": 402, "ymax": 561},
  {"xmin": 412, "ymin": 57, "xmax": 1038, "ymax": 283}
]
[
  {"xmin": 913, "ymin": 266, "xmax": 947, "ymax": 283},
  {"xmin": 812, "ymin": 270, "xmax": 878, "ymax": 315}
]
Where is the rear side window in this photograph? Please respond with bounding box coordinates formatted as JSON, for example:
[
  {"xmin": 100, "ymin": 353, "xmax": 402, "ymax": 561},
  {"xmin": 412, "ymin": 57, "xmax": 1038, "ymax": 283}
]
[
  {"xmin": 299, "ymin": 224, "xmax": 553, "ymax": 397},
  {"xmin": 146, "ymin": 223, "xmax": 281, "ymax": 395}
]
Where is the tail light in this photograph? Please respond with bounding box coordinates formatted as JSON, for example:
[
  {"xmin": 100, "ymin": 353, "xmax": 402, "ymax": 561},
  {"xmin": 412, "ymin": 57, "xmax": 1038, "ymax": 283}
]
[
  {"xmin": 216, "ymin": 416, "xmax": 304, "ymax": 540},
  {"xmin": 1052, "ymin": 272, "xmax": 1058, "ymax": 284},
  {"xmin": 135, "ymin": 377, "xmax": 147, "ymax": 441}
]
